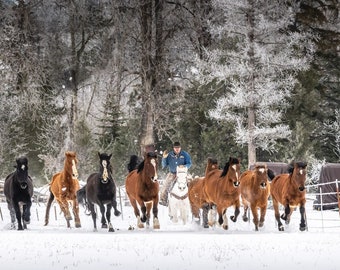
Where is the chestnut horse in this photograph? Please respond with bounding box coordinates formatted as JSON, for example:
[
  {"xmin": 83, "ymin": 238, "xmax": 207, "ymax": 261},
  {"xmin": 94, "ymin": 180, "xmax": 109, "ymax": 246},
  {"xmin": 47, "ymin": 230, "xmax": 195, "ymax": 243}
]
[
  {"xmin": 188, "ymin": 157, "xmax": 218, "ymax": 228},
  {"xmin": 270, "ymin": 161, "xmax": 307, "ymax": 231},
  {"xmin": 125, "ymin": 152, "xmax": 160, "ymax": 229},
  {"xmin": 203, "ymin": 157, "xmax": 241, "ymax": 230},
  {"xmin": 44, "ymin": 151, "xmax": 81, "ymax": 228},
  {"xmin": 240, "ymin": 164, "xmax": 272, "ymax": 231},
  {"xmin": 77, "ymin": 152, "xmax": 121, "ymax": 232}
]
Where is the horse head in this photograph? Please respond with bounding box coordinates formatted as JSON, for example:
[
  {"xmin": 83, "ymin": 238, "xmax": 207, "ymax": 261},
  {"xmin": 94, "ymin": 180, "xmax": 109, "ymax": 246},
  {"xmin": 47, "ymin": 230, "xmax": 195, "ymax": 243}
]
[
  {"xmin": 221, "ymin": 157, "xmax": 241, "ymax": 188},
  {"xmin": 65, "ymin": 151, "xmax": 79, "ymax": 179},
  {"xmin": 176, "ymin": 166, "xmax": 188, "ymax": 192},
  {"xmin": 254, "ymin": 164, "xmax": 268, "ymax": 189},
  {"xmin": 138, "ymin": 152, "xmax": 158, "ymax": 182},
  {"xmin": 98, "ymin": 152, "xmax": 113, "ymax": 183},
  {"xmin": 289, "ymin": 161, "xmax": 307, "ymax": 192},
  {"xmin": 15, "ymin": 156, "xmax": 29, "ymax": 189}
]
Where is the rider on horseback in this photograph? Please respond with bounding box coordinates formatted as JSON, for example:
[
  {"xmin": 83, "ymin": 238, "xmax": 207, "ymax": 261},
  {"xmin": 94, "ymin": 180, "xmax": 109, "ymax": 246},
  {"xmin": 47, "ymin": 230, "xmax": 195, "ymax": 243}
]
[{"xmin": 159, "ymin": 141, "xmax": 192, "ymax": 206}]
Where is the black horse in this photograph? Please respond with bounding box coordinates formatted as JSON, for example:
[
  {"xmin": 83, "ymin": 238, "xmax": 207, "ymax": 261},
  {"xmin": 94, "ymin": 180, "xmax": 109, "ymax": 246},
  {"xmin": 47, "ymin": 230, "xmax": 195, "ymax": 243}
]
[
  {"xmin": 77, "ymin": 152, "xmax": 121, "ymax": 232},
  {"xmin": 4, "ymin": 156, "xmax": 33, "ymax": 230}
]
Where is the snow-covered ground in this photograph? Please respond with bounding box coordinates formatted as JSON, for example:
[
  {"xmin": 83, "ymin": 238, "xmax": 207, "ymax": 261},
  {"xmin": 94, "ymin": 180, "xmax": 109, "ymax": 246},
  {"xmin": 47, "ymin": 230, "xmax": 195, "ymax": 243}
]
[{"xmin": 0, "ymin": 192, "xmax": 339, "ymax": 270}]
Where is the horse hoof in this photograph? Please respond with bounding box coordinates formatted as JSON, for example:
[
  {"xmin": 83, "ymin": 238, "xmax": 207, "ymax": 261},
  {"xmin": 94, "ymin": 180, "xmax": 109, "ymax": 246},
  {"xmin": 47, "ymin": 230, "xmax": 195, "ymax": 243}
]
[
  {"xmin": 75, "ymin": 223, "xmax": 81, "ymax": 228},
  {"xmin": 279, "ymin": 226, "xmax": 284, "ymax": 231},
  {"xmin": 280, "ymin": 214, "xmax": 287, "ymax": 221},
  {"xmin": 141, "ymin": 216, "xmax": 146, "ymax": 223},
  {"xmin": 230, "ymin": 216, "xmax": 237, "ymax": 222},
  {"xmin": 300, "ymin": 226, "xmax": 306, "ymax": 231},
  {"xmin": 138, "ymin": 223, "xmax": 144, "ymax": 229},
  {"xmin": 102, "ymin": 224, "xmax": 108, "ymax": 229},
  {"xmin": 108, "ymin": 227, "xmax": 115, "ymax": 232},
  {"xmin": 222, "ymin": 225, "xmax": 229, "ymax": 230},
  {"xmin": 114, "ymin": 210, "xmax": 121, "ymax": 217},
  {"xmin": 154, "ymin": 224, "xmax": 160, "ymax": 229},
  {"xmin": 242, "ymin": 216, "xmax": 249, "ymax": 222},
  {"xmin": 203, "ymin": 224, "xmax": 209, "ymax": 228}
]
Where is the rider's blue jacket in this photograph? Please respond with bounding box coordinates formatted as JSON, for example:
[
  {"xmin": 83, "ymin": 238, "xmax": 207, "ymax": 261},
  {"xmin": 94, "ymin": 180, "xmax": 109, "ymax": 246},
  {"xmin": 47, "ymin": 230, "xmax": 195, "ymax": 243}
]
[{"xmin": 161, "ymin": 150, "xmax": 192, "ymax": 174}]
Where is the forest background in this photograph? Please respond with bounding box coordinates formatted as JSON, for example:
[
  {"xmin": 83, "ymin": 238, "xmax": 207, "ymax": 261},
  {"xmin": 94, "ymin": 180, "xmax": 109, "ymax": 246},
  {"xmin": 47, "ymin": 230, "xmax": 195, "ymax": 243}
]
[{"xmin": 0, "ymin": 0, "xmax": 339, "ymax": 186}]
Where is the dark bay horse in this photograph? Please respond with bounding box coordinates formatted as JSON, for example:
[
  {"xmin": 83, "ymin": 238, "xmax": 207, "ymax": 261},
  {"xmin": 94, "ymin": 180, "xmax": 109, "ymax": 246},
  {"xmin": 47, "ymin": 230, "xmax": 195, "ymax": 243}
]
[
  {"xmin": 125, "ymin": 152, "xmax": 160, "ymax": 229},
  {"xmin": 202, "ymin": 157, "xmax": 241, "ymax": 230},
  {"xmin": 240, "ymin": 164, "xmax": 272, "ymax": 231},
  {"xmin": 188, "ymin": 157, "xmax": 218, "ymax": 228},
  {"xmin": 44, "ymin": 151, "xmax": 81, "ymax": 228},
  {"xmin": 270, "ymin": 161, "xmax": 307, "ymax": 231},
  {"xmin": 4, "ymin": 157, "xmax": 33, "ymax": 230},
  {"xmin": 77, "ymin": 152, "xmax": 121, "ymax": 232}
]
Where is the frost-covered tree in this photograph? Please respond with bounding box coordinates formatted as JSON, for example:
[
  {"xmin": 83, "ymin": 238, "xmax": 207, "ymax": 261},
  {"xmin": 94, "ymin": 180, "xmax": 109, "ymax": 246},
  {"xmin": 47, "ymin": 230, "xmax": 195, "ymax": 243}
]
[{"xmin": 196, "ymin": 0, "xmax": 315, "ymax": 166}]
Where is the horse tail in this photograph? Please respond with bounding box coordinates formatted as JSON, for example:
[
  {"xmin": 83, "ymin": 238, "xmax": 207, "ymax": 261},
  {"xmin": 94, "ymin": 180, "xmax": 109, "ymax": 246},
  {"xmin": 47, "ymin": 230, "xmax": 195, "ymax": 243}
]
[
  {"xmin": 76, "ymin": 185, "xmax": 91, "ymax": 215},
  {"xmin": 44, "ymin": 190, "xmax": 54, "ymax": 226},
  {"xmin": 76, "ymin": 185, "xmax": 87, "ymax": 206}
]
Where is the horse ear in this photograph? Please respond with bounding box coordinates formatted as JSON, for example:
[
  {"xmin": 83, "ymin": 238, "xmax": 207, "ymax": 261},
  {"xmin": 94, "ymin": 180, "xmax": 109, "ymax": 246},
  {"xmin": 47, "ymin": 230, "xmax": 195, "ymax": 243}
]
[
  {"xmin": 98, "ymin": 152, "xmax": 101, "ymax": 158},
  {"xmin": 109, "ymin": 154, "xmax": 112, "ymax": 159}
]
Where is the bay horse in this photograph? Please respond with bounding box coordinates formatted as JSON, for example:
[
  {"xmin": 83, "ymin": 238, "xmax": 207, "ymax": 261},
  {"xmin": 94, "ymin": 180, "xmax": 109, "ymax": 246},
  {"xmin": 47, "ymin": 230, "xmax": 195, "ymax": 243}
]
[
  {"xmin": 44, "ymin": 151, "xmax": 81, "ymax": 228},
  {"xmin": 125, "ymin": 152, "xmax": 160, "ymax": 229},
  {"xmin": 240, "ymin": 164, "xmax": 272, "ymax": 231},
  {"xmin": 202, "ymin": 157, "xmax": 241, "ymax": 230},
  {"xmin": 168, "ymin": 166, "xmax": 190, "ymax": 225},
  {"xmin": 188, "ymin": 157, "xmax": 218, "ymax": 228},
  {"xmin": 77, "ymin": 152, "xmax": 121, "ymax": 232},
  {"xmin": 4, "ymin": 157, "xmax": 33, "ymax": 230},
  {"xmin": 270, "ymin": 161, "xmax": 307, "ymax": 231}
]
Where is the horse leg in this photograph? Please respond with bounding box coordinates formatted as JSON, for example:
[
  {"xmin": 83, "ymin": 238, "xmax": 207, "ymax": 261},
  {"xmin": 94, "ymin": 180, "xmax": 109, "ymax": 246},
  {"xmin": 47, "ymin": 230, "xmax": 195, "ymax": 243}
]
[
  {"xmin": 99, "ymin": 204, "xmax": 107, "ymax": 228},
  {"xmin": 250, "ymin": 204, "xmax": 259, "ymax": 231},
  {"xmin": 242, "ymin": 201, "xmax": 249, "ymax": 222},
  {"xmin": 145, "ymin": 202, "xmax": 152, "ymax": 228},
  {"xmin": 7, "ymin": 203, "xmax": 16, "ymax": 229},
  {"xmin": 259, "ymin": 204, "xmax": 267, "ymax": 228},
  {"xmin": 230, "ymin": 202, "xmax": 240, "ymax": 222},
  {"xmin": 272, "ymin": 198, "xmax": 284, "ymax": 231},
  {"xmin": 282, "ymin": 204, "xmax": 291, "ymax": 225},
  {"xmin": 88, "ymin": 202, "xmax": 97, "ymax": 231},
  {"xmin": 221, "ymin": 208, "xmax": 229, "ymax": 230},
  {"xmin": 152, "ymin": 201, "xmax": 160, "ymax": 229},
  {"xmin": 299, "ymin": 204, "xmax": 307, "ymax": 231},
  {"xmin": 72, "ymin": 199, "xmax": 81, "ymax": 228},
  {"xmin": 202, "ymin": 203, "xmax": 210, "ymax": 228},
  {"xmin": 208, "ymin": 204, "xmax": 217, "ymax": 227},
  {"xmin": 56, "ymin": 198, "xmax": 72, "ymax": 226},
  {"xmin": 105, "ymin": 204, "xmax": 115, "ymax": 232},
  {"xmin": 112, "ymin": 198, "xmax": 121, "ymax": 217},
  {"xmin": 13, "ymin": 201, "xmax": 23, "ymax": 230},
  {"xmin": 23, "ymin": 201, "xmax": 32, "ymax": 225},
  {"xmin": 130, "ymin": 199, "xmax": 143, "ymax": 228}
]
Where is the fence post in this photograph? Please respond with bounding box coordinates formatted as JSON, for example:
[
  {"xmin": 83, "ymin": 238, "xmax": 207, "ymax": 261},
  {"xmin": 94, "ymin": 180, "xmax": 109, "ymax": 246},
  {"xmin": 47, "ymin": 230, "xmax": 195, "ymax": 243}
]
[
  {"xmin": 336, "ymin": 179, "xmax": 340, "ymax": 216},
  {"xmin": 320, "ymin": 187, "xmax": 324, "ymax": 232}
]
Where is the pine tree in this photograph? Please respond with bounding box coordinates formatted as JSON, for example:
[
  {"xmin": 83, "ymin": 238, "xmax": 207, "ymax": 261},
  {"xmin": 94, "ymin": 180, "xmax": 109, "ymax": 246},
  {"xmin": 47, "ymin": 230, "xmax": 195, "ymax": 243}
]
[{"xmin": 195, "ymin": 0, "xmax": 315, "ymax": 166}]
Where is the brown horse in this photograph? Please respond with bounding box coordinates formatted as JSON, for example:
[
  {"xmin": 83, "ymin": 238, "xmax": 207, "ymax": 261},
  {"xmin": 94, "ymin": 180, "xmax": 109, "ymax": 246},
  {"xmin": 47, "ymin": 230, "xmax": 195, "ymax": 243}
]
[
  {"xmin": 240, "ymin": 164, "xmax": 271, "ymax": 231},
  {"xmin": 44, "ymin": 151, "xmax": 81, "ymax": 228},
  {"xmin": 188, "ymin": 157, "xmax": 218, "ymax": 228},
  {"xmin": 203, "ymin": 157, "xmax": 241, "ymax": 230},
  {"xmin": 125, "ymin": 152, "xmax": 160, "ymax": 229},
  {"xmin": 270, "ymin": 161, "xmax": 307, "ymax": 231}
]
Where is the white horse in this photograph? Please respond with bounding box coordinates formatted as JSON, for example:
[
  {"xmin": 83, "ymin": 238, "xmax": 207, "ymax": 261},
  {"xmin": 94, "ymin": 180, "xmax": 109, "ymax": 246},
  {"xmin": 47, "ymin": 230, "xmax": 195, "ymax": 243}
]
[{"xmin": 168, "ymin": 166, "xmax": 191, "ymax": 225}]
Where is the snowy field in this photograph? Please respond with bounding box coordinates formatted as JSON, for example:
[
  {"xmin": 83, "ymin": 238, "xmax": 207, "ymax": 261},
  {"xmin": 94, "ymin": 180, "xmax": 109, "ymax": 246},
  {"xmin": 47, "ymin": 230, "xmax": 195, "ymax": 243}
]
[{"xmin": 0, "ymin": 192, "xmax": 340, "ymax": 270}]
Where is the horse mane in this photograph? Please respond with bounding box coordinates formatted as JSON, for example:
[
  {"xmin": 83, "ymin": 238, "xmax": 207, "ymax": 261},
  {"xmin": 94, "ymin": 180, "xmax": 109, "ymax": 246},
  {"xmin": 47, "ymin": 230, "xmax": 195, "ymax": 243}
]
[
  {"xmin": 287, "ymin": 161, "xmax": 307, "ymax": 174},
  {"xmin": 220, "ymin": 157, "xmax": 240, "ymax": 177},
  {"xmin": 267, "ymin": 168, "xmax": 275, "ymax": 180},
  {"xmin": 134, "ymin": 152, "xmax": 157, "ymax": 174}
]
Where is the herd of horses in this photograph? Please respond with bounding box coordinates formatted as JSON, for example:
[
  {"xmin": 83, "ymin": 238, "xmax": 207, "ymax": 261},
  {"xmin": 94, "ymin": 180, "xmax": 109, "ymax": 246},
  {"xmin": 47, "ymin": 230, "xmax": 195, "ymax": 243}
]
[{"xmin": 2, "ymin": 151, "xmax": 308, "ymax": 233}]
